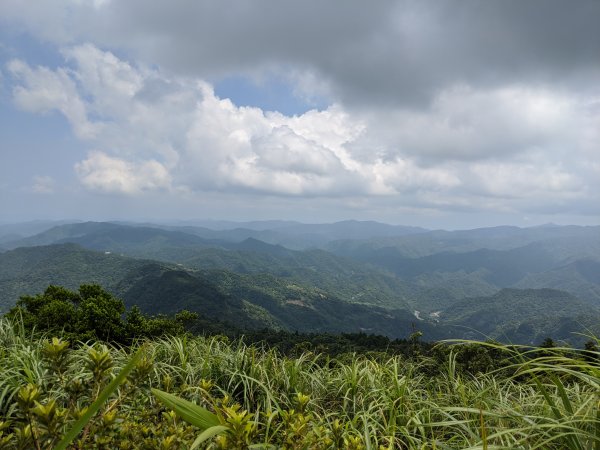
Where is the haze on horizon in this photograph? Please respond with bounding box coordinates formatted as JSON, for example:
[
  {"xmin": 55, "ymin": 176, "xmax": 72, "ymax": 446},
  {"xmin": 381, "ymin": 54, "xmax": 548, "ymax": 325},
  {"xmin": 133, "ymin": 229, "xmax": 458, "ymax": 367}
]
[{"xmin": 1, "ymin": 1, "xmax": 599, "ymax": 230}]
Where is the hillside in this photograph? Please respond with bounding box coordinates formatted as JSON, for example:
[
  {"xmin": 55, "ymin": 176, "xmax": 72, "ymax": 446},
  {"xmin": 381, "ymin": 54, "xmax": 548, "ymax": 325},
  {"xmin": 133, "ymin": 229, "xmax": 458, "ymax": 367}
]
[
  {"xmin": 0, "ymin": 244, "xmax": 448, "ymax": 339},
  {"xmin": 441, "ymin": 288, "xmax": 600, "ymax": 345},
  {"xmin": 6, "ymin": 222, "xmax": 420, "ymax": 309},
  {"xmin": 0, "ymin": 244, "xmax": 149, "ymax": 312},
  {"xmin": 0, "ymin": 220, "xmax": 75, "ymax": 244},
  {"xmin": 325, "ymin": 226, "xmax": 600, "ymax": 310},
  {"xmin": 15, "ymin": 220, "xmax": 599, "ymax": 312},
  {"xmin": 0, "ymin": 243, "xmax": 597, "ymax": 343},
  {"xmin": 2, "ymin": 221, "xmax": 599, "ymax": 343},
  {"xmin": 327, "ymin": 225, "xmax": 600, "ymax": 258},
  {"xmin": 514, "ymin": 259, "xmax": 600, "ymax": 305}
]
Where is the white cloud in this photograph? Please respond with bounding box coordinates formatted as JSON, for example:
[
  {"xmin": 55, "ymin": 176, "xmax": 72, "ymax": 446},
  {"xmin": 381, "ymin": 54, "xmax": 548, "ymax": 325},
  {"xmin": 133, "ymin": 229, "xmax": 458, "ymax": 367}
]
[
  {"xmin": 75, "ymin": 151, "xmax": 171, "ymax": 194},
  {"xmin": 5, "ymin": 44, "xmax": 600, "ymax": 218},
  {"xmin": 31, "ymin": 176, "xmax": 56, "ymax": 194},
  {"xmin": 7, "ymin": 59, "xmax": 99, "ymax": 138},
  {"xmin": 471, "ymin": 161, "xmax": 581, "ymax": 198},
  {"xmin": 62, "ymin": 44, "xmax": 144, "ymax": 115},
  {"xmin": 360, "ymin": 85, "xmax": 580, "ymax": 162}
]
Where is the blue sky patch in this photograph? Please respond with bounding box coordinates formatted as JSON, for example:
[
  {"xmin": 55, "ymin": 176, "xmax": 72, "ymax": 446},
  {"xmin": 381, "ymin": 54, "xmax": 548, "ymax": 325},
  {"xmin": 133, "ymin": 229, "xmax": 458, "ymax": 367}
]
[
  {"xmin": 0, "ymin": 29, "xmax": 64, "ymax": 70},
  {"xmin": 214, "ymin": 74, "xmax": 328, "ymax": 117}
]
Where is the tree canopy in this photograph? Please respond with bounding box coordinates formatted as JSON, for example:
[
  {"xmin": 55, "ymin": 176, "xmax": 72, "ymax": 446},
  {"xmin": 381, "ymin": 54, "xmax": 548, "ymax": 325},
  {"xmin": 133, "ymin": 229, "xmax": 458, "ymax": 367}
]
[{"xmin": 7, "ymin": 284, "xmax": 197, "ymax": 343}]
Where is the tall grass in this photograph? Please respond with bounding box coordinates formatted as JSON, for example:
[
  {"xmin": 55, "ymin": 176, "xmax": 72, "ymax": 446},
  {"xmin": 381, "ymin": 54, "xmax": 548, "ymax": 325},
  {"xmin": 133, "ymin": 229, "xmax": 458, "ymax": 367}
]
[{"xmin": 0, "ymin": 317, "xmax": 599, "ymax": 449}]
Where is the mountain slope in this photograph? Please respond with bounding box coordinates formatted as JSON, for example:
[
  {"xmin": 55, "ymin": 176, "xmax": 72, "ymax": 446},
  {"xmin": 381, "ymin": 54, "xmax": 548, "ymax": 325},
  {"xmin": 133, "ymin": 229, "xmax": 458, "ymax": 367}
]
[
  {"xmin": 326, "ymin": 226, "xmax": 600, "ymax": 310},
  {"xmin": 6, "ymin": 222, "xmax": 420, "ymax": 310},
  {"xmin": 0, "ymin": 244, "xmax": 440, "ymax": 339},
  {"xmin": 4, "ymin": 221, "xmax": 599, "ymax": 344},
  {"xmin": 441, "ymin": 288, "xmax": 600, "ymax": 345},
  {"xmin": 0, "ymin": 243, "xmax": 148, "ymax": 312},
  {"xmin": 177, "ymin": 220, "xmax": 428, "ymax": 249},
  {"xmin": 327, "ymin": 225, "xmax": 600, "ymax": 258},
  {"xmin": 515, "ymin": 259, "xmax": 600, "ymax": 306},
  {"xmin": 339, "ymin": 243, "xmax": 556, "ymax": 285},
  {"xmin": 1, "ymin": 243, "xmax": 597, "ymax": 343}
]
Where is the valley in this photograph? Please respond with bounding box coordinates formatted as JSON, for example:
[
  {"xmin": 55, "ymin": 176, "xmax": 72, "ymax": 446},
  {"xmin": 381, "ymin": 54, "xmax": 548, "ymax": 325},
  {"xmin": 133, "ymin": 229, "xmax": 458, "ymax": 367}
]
[{"xmin": 1, "ymin": 220, "xmax": 598, "ymax": 345}]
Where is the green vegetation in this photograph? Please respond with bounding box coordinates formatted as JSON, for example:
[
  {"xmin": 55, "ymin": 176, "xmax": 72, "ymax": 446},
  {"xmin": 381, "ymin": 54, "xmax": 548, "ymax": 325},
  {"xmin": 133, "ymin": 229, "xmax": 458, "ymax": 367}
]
[
  {"xmin": 2, "ymin": 221, "xmax": 599, "ymax": 446},
  {"xmin": 6, "ymin": 284, "xmax": 197, "ymax": 344},
  {"xmin": 1, "ymin": 315, "xmax": 600, "ymax": 449},
  {"xmin": 442, "ymin": 288, "xmax": 600, "ymax": 346},
  {"xmin": 0, "ymin": 248, "xmax": 444, "ymax": 340},
  {"xmin": 2, "ymin": 243, "xmax": 599, "ymax": 344},
  {"xmin": 0, "ymin": 244, "xmax": 149, "ymax": 313},
  {"xmin": 2, "ymin": 220, "xmax": 600, "ymax": 344}
]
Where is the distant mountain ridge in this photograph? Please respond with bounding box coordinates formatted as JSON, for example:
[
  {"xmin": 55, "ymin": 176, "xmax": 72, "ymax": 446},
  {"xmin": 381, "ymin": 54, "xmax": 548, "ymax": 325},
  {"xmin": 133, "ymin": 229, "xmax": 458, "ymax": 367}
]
[
  {"xmin": 0, "ymin": 244, "xmax": 444, "ymax": 338},
  {"xmin": 3, "ymin": 222, "xmax": 421, "ymax": 309},
  {"xmin": 441, "ymin": 288, "xmax": 599, "ymax": 344},
  {"xmin": 1, "ymin": 220, "xmax": 599, "ymax": 344}
]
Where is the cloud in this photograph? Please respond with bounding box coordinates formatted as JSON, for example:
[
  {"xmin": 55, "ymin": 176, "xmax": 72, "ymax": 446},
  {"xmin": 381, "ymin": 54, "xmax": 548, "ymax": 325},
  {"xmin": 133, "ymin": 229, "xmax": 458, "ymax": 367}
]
[
  {"xmin": 30, "ymin": 176, "xmax": 56, "ymax": 194},
  {"xmin": 2, "ymin": 0, "xmax": 600, "ymax": 108},
  {"xmin": 359, "ymin": 84, "xmax": 585, "ymax": 162},
  {"xmin": 4, "ymin": 39, "xmax": 600, "ymax": 217},
  {"xmin": 75, "ymin": 151, "xmax": 171, "ymax": 194},
  {"xmin": 6, "ymin": 46, "xmax": 368, "ymax": 196},
  {"xmin": 7, "ymin": 59, "xmax": 99, "ymax": 138}
]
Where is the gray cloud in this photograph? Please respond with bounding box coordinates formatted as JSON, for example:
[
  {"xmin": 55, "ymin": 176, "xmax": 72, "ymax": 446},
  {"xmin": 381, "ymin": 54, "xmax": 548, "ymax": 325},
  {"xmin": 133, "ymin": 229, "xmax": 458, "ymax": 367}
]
[
  {"xmin": 6, "ymin": 43, "xmax": 600, "ymax": 218},
  {"xmin": 3, "ymin": 1, "xmax": 600, "ymax": 107},
  {"xmin": 1, "ymin": 1, "xmax": 599, "ymax": 225}
]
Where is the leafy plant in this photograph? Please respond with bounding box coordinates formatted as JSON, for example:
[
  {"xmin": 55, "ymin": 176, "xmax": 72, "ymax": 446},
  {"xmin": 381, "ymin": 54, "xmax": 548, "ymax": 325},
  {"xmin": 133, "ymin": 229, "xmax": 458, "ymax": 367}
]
[{"xmin": 1, "ymin": 316, "xmax": 600, "ymax": 449}]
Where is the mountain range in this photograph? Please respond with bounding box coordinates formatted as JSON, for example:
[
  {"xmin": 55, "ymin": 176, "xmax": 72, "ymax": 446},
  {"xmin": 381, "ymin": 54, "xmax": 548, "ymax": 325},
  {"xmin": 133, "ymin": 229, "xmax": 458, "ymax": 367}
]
[{"xmin": 1, "ymin": 220, "xmax": 598, "ymax": 345}]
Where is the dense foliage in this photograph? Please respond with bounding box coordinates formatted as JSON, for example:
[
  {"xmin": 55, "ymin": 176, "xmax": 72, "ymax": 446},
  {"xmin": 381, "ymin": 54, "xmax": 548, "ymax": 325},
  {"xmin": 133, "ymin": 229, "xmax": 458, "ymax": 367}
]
[
  {"xmin": 6, "ymin": 284, "xmax": 197, "ymax": 344},
  {"xmin": 1, "ymin": 317, "xmax": 600, "ymax": 449},
  {"xmin": 4, "ymin": 283, "xmax": 517, "ymax": 375},
  {"xmin": 2, "ymin": 219, "xmax": 600, "ymax": 344}
]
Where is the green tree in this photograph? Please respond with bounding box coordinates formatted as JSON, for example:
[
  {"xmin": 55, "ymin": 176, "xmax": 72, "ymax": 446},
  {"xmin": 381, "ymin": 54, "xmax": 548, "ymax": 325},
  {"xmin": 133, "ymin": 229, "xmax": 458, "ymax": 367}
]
[{"xmin": 7, "ymin": 284, "xmax": 194, "ymax": 344}]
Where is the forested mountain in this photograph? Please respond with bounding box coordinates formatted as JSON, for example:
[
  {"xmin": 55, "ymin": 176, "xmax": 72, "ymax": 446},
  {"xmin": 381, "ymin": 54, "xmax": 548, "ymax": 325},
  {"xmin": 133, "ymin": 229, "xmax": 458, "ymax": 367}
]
[
  {"xmin": 440, "ymin": 288, "xmax": 600, "ymax": 345},
  {"xmin": 0, "ymin": 244, "xmax": 446, "ymax": 339},
  {"xmin": 513, "ymin": 259, "xmax": 600, "ymax": 305},
  {"xmin": 326, "ymin": 224, "xmax": 600, "ymax": 258},
  {"xmin": 0, "ymin": 220, "xmax": 76, "ymax": 244},
  {"xmin": 1, "ymin": 220, "xmax": 599, "ymax": 344},
  {"xmin": 325, "ymin": 225, "xmax": 600, "ymax": 310},
  {"xmin": 4, "ymin": 222, "xmax": 419, "ymax": 309},
  {"xmin": 0, "ymin": 244, "xmax": 148, "ymax": 312},
  {"xmin": 163, "ymin": 219, "xmax": 428, "ymax": 249}
]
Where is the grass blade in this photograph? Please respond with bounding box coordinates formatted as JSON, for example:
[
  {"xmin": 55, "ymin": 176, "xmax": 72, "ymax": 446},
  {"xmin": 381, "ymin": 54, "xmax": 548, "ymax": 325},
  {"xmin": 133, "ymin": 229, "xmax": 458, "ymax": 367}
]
[
  {"xmin": 190, "ymin": 425, "xmax": 229, "ymax": 449},
  {"xmin": 54, "ymin": 345, "xmax": 146, "ymax": 450},
  {"xmin": 151, "ymin": 388, "xmax": 221, "ymax": 429}
]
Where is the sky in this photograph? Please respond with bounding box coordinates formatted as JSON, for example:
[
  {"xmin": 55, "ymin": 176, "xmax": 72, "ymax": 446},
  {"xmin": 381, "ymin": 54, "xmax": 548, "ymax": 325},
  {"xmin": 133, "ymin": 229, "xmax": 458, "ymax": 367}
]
[{"xmin": 0, "ymin": 0, "xmax": 599, "ymax": 229}]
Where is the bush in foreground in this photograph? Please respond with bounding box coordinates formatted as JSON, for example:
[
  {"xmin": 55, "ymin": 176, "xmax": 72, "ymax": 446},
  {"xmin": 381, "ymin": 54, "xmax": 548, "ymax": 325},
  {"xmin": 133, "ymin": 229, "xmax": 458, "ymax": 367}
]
[
  {"xmin": 1, "ymin": 317, "xmax": 600, "ymax": 449},
  {"xmin": 6, "ymin": 284, "xmax": 197, "ymax": 344}
]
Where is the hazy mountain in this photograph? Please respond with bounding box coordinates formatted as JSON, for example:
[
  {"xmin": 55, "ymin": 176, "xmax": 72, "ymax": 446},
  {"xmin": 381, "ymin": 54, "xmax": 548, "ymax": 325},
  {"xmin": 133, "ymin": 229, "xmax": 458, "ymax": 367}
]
[
  {"xmin": 0, "ymin": 234, "xmax": 23, "ymax": 245},
  {"xmin": 441, "ymin": 288, "xmax": 600, "ymax": 345},
  {"xmin": 0, "ymin": 220, "xmax": 78, "ymax": 245},
  {"xmin": 0, "ymin": 243, "xmax": 442, "ymax": 338},
  {"xmin": 3, "ymin": 222, "xmax": 124, "ymax": 249},
  {"xmin": 5, "ymin": 222, "xmax": 419, "ymax": 309},
  {"xmin": 327, "ymin": 225, "xmax": 600, "ymax": 258},
  {"xmin": 334, "ymin": 243, "xmax": 556, "ymax": 285},
  {"xmin": 158, "ymin": 220, "xmax": 428, "ymax": 249},
  {"xmin": 325, "ymin": 225, "xmax": 600, "ymax": 310},
  {"xmin": 162, "ymin": 219, "xmax": 301, "ymax": 231},
  {"xmin": 514, "ymin": 259, "xmax": 600, "ymax": 306},
  {"xmin": 3, "ymin": 220, "xmax": 599, "ymax": 343}
]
